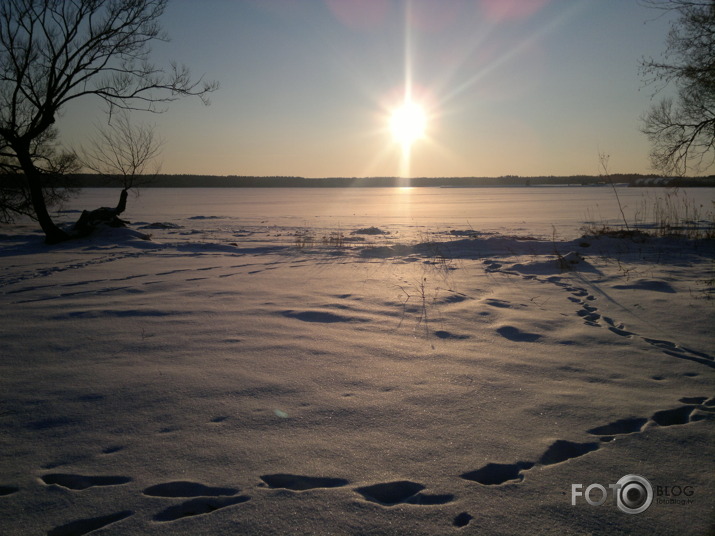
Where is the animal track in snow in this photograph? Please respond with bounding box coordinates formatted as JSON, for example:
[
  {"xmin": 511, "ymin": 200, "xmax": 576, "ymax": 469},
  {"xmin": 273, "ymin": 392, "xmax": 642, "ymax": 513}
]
[
  {"xmin": 608, "ymin": 326, "xmax": 635, "ymax": 338},
  {"xmin": 536, "ymin": 273, "xmax": 715, "ymax": 369},
  {"xmin": 576, "ymin": 303, "xmax": 600, "ymax": 325},
  {"xmin": 643, "ymin": 338, "xmax": 715, "ymax": 368}
]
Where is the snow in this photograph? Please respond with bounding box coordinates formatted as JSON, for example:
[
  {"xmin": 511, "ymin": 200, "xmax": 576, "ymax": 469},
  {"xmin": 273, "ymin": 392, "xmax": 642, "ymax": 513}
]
[{"xmin": 0, "ymin": 187, "xmax": 713, "ymax": 535}]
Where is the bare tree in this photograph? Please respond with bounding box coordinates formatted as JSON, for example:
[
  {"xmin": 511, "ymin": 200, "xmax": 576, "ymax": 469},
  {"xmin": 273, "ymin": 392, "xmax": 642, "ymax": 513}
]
[
  {"xmin": 640, "ymin": 0, "xmax": 715, "ymax": 176},
  {"xmin": 0, "ymin": 0, "xmax": 217, "ymax": 243},
  {"xmin": 73, "ymin": 110, "xmax": 163, "ymax": 235},
  {"xmin": 81, "ymin": 109, "xmax": 163, "ymax": 189}
]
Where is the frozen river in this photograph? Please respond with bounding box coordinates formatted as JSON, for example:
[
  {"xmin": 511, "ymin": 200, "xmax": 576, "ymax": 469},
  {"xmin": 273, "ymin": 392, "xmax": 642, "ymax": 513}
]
[{"xmin": 61, "ymin": 186, "xmax": 715, "ymax": 240}]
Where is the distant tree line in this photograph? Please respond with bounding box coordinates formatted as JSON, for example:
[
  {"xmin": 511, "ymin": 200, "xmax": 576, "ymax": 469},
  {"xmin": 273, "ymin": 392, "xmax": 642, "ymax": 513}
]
[{"xmin": 42, "ymin": 173, "xmax": 714, "ymax": 189}]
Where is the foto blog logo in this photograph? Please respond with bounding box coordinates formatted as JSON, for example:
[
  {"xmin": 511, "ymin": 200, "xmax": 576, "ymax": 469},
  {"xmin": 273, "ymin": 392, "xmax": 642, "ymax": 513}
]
[{"xmin": 571, "ymin": 474, "xmax": 653, "ymax": 514}]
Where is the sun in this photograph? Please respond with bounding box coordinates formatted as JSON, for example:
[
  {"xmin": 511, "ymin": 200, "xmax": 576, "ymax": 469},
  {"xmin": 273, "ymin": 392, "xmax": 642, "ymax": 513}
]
[{"xmin": 390, "ymin": 101, "xmax": 426, "ymax": 147}]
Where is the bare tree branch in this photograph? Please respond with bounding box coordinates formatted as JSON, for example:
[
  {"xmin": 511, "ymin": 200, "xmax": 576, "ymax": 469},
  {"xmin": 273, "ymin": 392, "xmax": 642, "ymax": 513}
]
[
  {"xmin": 80, "ymin": 109, "xmax": 163, "ymax": 190},
  {"xmin": 640, "ymin": 0, "xmax": 715, "ymax": 175}
]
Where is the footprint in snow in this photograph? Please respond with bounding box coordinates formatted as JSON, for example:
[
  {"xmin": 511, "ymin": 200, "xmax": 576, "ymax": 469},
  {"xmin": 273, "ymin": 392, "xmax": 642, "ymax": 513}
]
[
  {"xmin": 143, "ymin": 481, "xmax": 239, "ymax": 498},
  {"xmin": 47, "ymin": 511, "xmax": 133, "ymax": 536},
  {"xmin": 651, "ymin": 405, "xmax": 700, "ymax": 426},
  {"xmin": 611, "ymin": 279, "xmax": 676, "ymax": 293},
  {"xmin": 461, "ymin": 440, "xmax": 599, "ymax": 487},
  {"xmin": 586, "ymin": 417, "xmax": 648, "ymax": 436},
  {"xmin": 434, "ymin": 330, "xmax": 470, "ymax": 340},
  {"xmin": 280, "ymin": 310, "xmax": 367, "ymax": 324},
  {"xmin": 153, "ymin": 496, "xmax": 251, "ymax": 522},
  {"xmin": 587, "ymin": 398, "xmax": 714, "ymax": 441},
  {"xmin": 259, "ymin": 474, "xmax": 453, "ymax": 507},
  {"xmin": 0, "ymin": 486, "xmax": 19, "ymax": 496},
  {"xmin": 460, "ymin": 461, "xmax": 534, "ymax": 485},
  {"xmin": 41, "ymin": 474, "xmax": 131, "ymax": 490},
  {"xmin": 354, "ymin": 480, "xmax": 453, "ymax": 506},
  {"xmin": 465, "ymin": 397, "xmax": 714, "ymax": 488},
  {"xmin": 496, "ymin": 325, "xmax": 542, "ymax": 342},
  {"xmin": 484, "ymin": 298, "xmax": 515, "ymax": 308},
  {"xmin": 142, "ymin": 481, "xmax": 251, "ymax": 523},
  {"xmin": 537, "ymin": 440, "xmax": 600, "ymax": 466},
  {"xmin": 260, "ymin": 473, "xmax": 350, "ymax": 491},
  {"xmin": 453, "ymin": 512, "xmax": 473, "ymax": 528}
]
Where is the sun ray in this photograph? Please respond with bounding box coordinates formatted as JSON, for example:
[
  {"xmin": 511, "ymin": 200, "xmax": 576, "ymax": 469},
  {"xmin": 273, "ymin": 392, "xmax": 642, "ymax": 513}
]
[
  {"xmin": 400, "ymin": 1, "xmax": 414, "ymax": 180},
  {"xmin": 438, "ymin": 2, "xmax": 586, "ymax": 107}
]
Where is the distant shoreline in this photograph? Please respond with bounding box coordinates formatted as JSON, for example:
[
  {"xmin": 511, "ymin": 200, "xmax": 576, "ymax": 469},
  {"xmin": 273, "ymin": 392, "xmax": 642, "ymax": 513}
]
[{"xmin": 65, "ymin": 174, "xmax": 715, "ymax": 188}]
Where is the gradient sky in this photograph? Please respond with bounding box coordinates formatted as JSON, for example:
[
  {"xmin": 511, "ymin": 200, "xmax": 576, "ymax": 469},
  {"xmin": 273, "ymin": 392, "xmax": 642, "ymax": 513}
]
[{"xmin": 58, "ymin": 0, "xmax": 679, "ymax": 178}]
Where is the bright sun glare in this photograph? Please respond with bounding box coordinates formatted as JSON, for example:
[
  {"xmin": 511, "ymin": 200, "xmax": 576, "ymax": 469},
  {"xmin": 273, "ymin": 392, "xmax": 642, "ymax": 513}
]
[{"xmin": 390, "ymin": 101, "xmax": 426, "ymax": 147}]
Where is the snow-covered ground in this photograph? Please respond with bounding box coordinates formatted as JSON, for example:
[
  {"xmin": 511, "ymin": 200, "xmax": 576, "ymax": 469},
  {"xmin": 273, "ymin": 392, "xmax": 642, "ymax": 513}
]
[{"xmin": 0, "ymin": 187, "xmax": 713, "ymax": 535}]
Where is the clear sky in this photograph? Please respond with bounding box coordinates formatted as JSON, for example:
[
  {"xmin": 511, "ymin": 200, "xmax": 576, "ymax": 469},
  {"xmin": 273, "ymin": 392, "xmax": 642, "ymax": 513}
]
[{"xmin": 58, "ymin": 0, "xmax": 679, "ymax": 178}]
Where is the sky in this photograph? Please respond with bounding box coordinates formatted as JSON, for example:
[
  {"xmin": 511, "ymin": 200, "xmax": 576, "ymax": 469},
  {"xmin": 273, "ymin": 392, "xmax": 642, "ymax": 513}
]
[{"xmin": 58, "ymin": 0, "xmax": 680, "ymax": 178}]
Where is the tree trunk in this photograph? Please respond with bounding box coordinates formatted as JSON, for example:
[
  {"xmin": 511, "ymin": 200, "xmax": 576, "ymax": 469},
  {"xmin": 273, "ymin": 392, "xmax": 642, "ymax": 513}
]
[
  {"xmin": 16, "ymin": 141, "xmax": 132, "ymax": 243},
  {"xmin": 115, "ymin": 188, "xmax": 128, "ymax": 215},
  {"xmin": 18, "ymin": 151, "xmax": 70, "ymax": 244},
  {"xmin": 73, "ymin": 188, "xmax": 129, "ymax": 236}
]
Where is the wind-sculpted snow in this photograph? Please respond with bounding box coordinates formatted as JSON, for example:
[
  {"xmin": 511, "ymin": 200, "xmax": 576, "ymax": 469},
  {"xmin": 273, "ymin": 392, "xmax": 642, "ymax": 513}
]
[{"xmin": 0, "ymin": 198, "xmax": 713, "ymax": 535}]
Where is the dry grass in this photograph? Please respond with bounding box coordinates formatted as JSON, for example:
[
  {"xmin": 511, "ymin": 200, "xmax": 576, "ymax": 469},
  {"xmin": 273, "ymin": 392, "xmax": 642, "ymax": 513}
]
[{"xmin": 582, "ymin": 189, "xmax": 714, "ymax": 240}]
